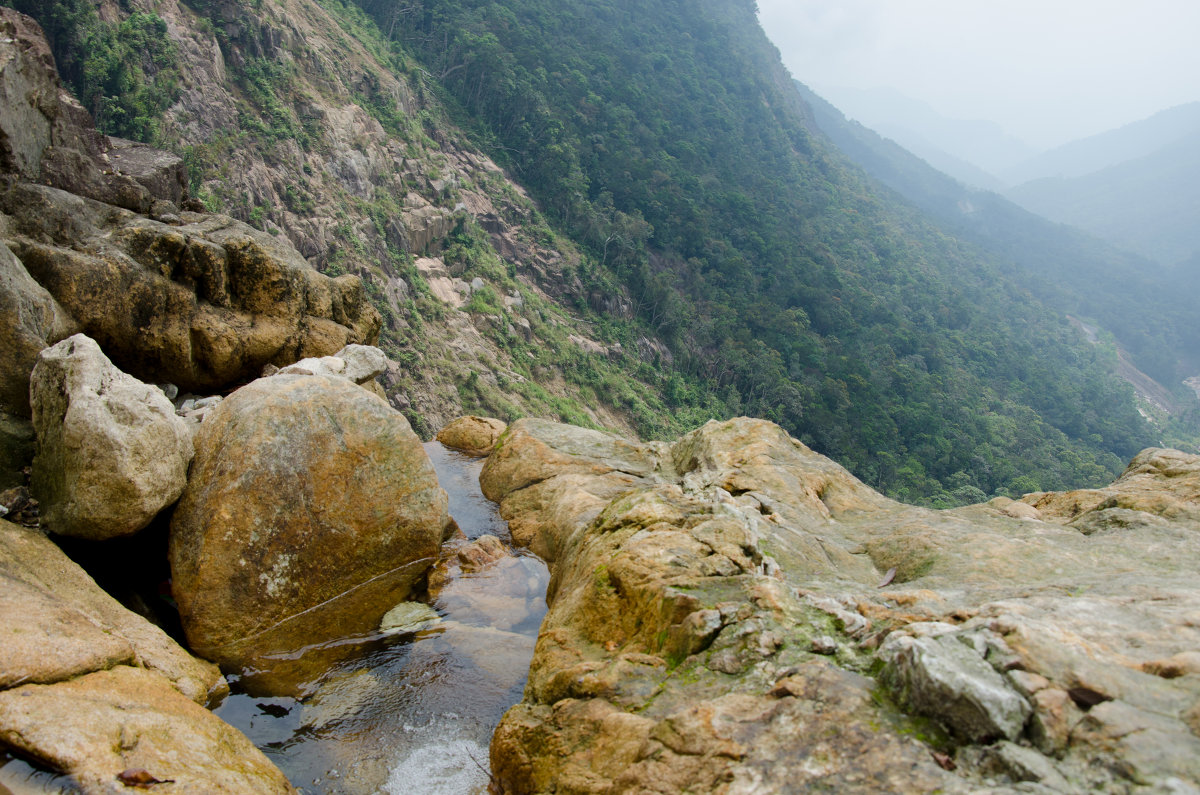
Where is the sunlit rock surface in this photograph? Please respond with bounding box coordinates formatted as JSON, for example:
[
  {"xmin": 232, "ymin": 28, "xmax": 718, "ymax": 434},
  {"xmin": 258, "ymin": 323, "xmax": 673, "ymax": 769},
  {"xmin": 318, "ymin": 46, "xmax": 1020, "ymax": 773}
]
[
  {"xmin": 0, "ymin": 666, "xmax": 293, "ymax": 794},
  {"xmin": 170, "ymin": 374, "xmax": 449, "ymax": 692},
  {"xmin": 483, "ymin": 417, "xmax": 1200, "ymax": 793},
  {"xmin": 436, "ymin": 415, "xmax": 508, "ymax": 457}
]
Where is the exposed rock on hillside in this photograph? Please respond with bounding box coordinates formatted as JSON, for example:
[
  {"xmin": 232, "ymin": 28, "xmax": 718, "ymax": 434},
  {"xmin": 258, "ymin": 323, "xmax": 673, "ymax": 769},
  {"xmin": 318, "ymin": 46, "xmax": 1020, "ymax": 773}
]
[
  {"xmin": 169, "ymin": 374, "xmax": 450, "ymax": 692},
  {"xmin": 0, "ymin": 8, "xmax": 176, "ymax": 213},
  {"xmin": 30, "ymin": 334, "xmax": 193, "ymax": 540},
  {"xmin": 484, "ymin": 418, "xmax": 1200, "ymax": 793}
]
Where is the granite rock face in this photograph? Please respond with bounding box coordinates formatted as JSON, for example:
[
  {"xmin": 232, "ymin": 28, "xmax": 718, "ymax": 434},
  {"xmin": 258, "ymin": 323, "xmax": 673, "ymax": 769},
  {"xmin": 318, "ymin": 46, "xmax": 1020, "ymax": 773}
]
[
  {"xmin": 483, "ymin": 417, "xmax": 1200, "ymax": 794},
  {"xmin": 30, "ymin": 334, "xmax": 193, "ymax": 540},
  {"xmin": 169, "ymin": 374, "xmax": 450, "ymax": 691},
  {"xmin": 0, "ymin": 8, "xmax": 169, "ymax": 213},
  {"xmin": 2, "ymin": 184, "xmax": 381, "ymax": 393},
  {"xmin": 0, "ymin": 518, "xmax": 224, "ymax": 703}
]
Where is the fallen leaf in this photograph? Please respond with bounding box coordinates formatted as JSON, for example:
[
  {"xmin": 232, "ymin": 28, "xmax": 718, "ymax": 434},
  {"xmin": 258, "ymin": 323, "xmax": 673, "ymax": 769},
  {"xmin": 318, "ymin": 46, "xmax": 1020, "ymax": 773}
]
[
  {"xmin": 931, "ymin": 751, "xmax": 956, "ymax": 771},
  {"xmin": 117, "ymin": 768, "xmax": 175, "ymax": 788}
]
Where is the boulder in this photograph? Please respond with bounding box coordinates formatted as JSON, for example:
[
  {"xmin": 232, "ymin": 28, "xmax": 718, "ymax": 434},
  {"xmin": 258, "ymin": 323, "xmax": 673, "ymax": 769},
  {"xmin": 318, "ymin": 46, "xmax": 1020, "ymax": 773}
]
[
  {"xmin": 0, "ymin": 241, "xmax": 77, "ymax": 415},
  {"xmin": 30, "ymin": 334, "xmax": 193, "ymax": 540},
  {"xmin": 169, "ymin": 374, "xmax": 450, "ymax": 688},
  {"xmin": 0, "ymin": 666, "xmax": 293, "ymax": 794},
  {"xmin": 0, "ymin": 518, "xmax": 224, "ymax": 704},
  {"xmin": 435, "ymin": 415, "xmax": 507, "ymax": 456},
  {"xmin": 275, "ymin": 343, "xmax": 388, "ymax": 384},
  {"xmin": 2, "ymin": 184, "xmax": 381, "ymax": 392}
]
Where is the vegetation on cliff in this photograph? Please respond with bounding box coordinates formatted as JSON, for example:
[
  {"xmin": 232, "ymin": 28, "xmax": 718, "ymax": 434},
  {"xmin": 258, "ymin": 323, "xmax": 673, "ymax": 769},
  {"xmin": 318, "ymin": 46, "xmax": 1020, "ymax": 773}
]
[{"xmin": 10, "ymin": 0, "xmax": 1177, "ymax": 506}]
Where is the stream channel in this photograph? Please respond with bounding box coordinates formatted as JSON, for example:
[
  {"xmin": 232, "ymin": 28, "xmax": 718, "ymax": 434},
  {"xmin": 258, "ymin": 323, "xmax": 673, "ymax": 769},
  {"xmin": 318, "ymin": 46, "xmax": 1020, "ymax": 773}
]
[{"xmin": 213, "ymin": 441, "xmax": 549, "ymax": 794}]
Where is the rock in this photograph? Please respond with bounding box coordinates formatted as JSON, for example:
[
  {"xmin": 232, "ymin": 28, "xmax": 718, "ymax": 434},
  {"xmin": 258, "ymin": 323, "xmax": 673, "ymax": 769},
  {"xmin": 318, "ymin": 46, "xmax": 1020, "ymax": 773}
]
[
  {"xmin": 878, "ymin": 632, "xmax": 1031, "ymax": 742},
  {"xmin": 483, "ymin": 418, "xmax": 1200, "ymax": 793},
  {"xmin": 2, "ymin": 183, "xmax": 382, "ymax": 392},
  {"xmin": 379, "ymin": 601, "xmax": 441, "ymax": 634},
  {"xmin": 0, "ymin": 518, "xmax": 224, "ymax": 704},
  {"xmin": 106, "ymin": 136, "xmax": 188, "ymax": 206},
  {"xmin": 1024, "ymin": 447, "xmax": 1200, "ymax": 525},
  {"xmin": 30, "ymin": 334, "xmax": 193, "ymax": 540},
  {"xmin": 435, "ymin": 415, "xmax": 507, "ymax": 456},
  {"xmin": 0, "ymin": 9, "xmax": 159, "ymax": 212},
  {"xmin": 0, "ymin": 241, "xmax": 77, "ymax": 415},
  {"xmin": 1142, "ymin": 651, "xmax": 1200, "ymax": 679},
  {"xmin": 169, "ymin": 374, "xmax": 449, "ymax": 688},
  {"xmin": 0, "ymin": 666, "xmax": 293, "ymax": 794},
  {"xmin": 275, "ymin": 343, "xmax": 388, "ymax": 384},
  {"xmin": 456, "ymin": 533, "xmax": 509, "ymax": 571}
]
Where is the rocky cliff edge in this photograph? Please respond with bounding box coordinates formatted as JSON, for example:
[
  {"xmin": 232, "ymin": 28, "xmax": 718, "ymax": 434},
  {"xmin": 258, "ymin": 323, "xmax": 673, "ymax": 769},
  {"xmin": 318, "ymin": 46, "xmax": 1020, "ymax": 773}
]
[{"xmin": 483, "ymin": 417, "xmax": 1200, "ymax": 794}]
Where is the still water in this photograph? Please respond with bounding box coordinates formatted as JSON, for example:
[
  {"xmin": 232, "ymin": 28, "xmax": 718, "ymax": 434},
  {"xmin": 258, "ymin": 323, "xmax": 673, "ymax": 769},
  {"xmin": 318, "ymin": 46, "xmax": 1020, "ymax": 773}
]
[{"xmin": 214, "ymin": 442, "xmax": 549, "ymax": 794}]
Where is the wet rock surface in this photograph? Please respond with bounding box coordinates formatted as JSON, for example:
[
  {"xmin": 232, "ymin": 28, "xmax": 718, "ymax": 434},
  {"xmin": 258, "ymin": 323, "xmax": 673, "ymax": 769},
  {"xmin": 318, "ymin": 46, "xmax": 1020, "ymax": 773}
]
[{"xmin": 483, "ymin": 417, "xmax": 1200, "ymax": 794}]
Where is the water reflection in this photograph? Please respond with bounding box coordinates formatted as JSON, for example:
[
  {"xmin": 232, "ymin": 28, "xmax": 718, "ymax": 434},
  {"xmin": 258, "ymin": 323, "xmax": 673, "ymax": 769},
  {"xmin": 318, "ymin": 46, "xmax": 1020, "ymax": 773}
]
[{"xmin": 214, "ymin": 443, "xmax": 549, "ymax": 794}]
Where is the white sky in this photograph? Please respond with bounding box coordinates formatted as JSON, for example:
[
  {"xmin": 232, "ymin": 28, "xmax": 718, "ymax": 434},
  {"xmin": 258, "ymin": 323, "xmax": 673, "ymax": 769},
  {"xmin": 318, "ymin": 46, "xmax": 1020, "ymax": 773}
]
[{"xmin": 756, "ymin": 0, "xmax": 1200, "ymax": 150}]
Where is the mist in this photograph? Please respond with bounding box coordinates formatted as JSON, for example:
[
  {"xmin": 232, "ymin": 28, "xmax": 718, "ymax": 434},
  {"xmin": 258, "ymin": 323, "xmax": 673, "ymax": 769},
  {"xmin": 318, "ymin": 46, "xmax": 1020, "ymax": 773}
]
[{"xmin": 756, "ymin": 0, "xmax": 1200, "ymax": 152}]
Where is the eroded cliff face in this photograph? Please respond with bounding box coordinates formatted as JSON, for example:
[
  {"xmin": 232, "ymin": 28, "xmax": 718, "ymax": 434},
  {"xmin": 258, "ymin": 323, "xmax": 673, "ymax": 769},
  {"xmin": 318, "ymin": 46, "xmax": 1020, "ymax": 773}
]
[{"xmin": 482, "ymin": 417, "xmax": 1200, "ymax": 793}]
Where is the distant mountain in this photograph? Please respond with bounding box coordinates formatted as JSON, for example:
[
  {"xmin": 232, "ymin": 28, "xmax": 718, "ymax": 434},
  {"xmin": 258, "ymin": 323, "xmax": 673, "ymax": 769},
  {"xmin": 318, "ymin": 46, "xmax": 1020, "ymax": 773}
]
[
  {"xmin": 1005, "ymin": 130, "xmax": 1200, "ymax": 266},
  {"xmin": 813, "ymin": 85, "xmax": 1035, "ymax": 186},
  {"xmin": 795, "ymin": 81, "xmax": 1200, "ymax": 392},
  {"xmin": 1002, "ymin": 102, "xmax": 1200, "ymax": 185}
]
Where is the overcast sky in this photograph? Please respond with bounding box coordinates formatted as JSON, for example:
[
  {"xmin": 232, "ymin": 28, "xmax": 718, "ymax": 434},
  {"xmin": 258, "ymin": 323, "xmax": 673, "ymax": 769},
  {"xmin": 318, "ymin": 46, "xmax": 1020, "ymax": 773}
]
[{"xmin": 756, "ymin": 0, "xmax": 1200, "ymax": 150}]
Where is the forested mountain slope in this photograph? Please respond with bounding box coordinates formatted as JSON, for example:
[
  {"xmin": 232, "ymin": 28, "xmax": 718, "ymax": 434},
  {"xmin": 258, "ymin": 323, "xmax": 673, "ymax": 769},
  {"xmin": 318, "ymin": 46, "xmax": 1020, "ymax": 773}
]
[
  {"xmin": 796, "ymin": 82, "xmax": 1200, "ymax": 400},
  {"xmin": 1006, "ymin": 131, "xmax": 1200, "ymax": 267},
  {"xmin": 12, "ymin": 0, "xmax": 1168, "ymax": 505},
  {"xmin": 360, "ymin": 0, "xmax": 1158, "ymax": 501}
]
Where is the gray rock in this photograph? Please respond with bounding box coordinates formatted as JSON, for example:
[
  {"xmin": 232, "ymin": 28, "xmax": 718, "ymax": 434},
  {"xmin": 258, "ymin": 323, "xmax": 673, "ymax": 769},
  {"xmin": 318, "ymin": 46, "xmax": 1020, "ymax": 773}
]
[
  {"xmin": 879, "ymin": 632, "xmax": 1031, "ymax": 742},
  {"xmin": 30, "ymin": 334, "xmax": 193, "ymax": 539},
  {"xmin": 379, "ymin": 601, "xmax": 441, "ymax": 634}
]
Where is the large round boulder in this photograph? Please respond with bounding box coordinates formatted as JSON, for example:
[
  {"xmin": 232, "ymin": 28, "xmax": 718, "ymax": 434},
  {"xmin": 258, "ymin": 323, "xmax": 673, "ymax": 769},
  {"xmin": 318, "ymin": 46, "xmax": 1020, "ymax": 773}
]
[
  {"xmin": 169, "ymin": 374, "xmax": 449, "ymax": 680},
  {"xmin": 30, "ymin": 334, "xmax": 193, "ymax": 540},
  {"xmin": 436, "ymin": 415, "xmax": 507, "ymax": 457}
]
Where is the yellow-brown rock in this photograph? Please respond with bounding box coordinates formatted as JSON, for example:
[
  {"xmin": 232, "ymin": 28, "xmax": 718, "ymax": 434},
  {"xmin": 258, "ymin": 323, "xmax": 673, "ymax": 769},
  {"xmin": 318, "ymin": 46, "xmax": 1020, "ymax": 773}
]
[
  {"xmin": 169, "ymin": 374, "xmax": 449, "ymax": 690},
  {"xmin": 484, "ymin": 418, "xmax": 1200, "ymax": 794},
  {"xmin": 0, "ymin": 518, "xmax": 224, "ymax": 703},
  {"xmin": 1, "ymin": 183, "xmax": 381, "ymax": 393},
  {"xmin": 436, "ymin": 415, "xmax": 507, "ymax": 456},
  {"xmin": 0, "ymin": 666, "xmax": 294, "ymax": 794}
]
